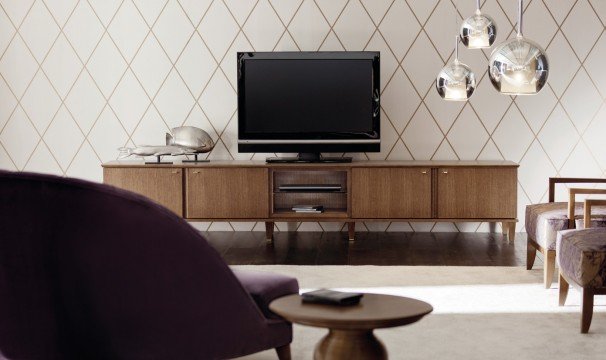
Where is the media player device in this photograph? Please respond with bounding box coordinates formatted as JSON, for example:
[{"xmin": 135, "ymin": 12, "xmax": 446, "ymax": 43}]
[{"xmin": 278, "ymin": 184, "xmax": 342, "ymax": 192}]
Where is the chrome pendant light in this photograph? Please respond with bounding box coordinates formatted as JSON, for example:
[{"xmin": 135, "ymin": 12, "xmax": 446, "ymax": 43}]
[
  {"xmin": 436, "ymin": 36, "xmax": 476, "ymax": 101},
  {"xmin": 488, "ymin": 0, "xmax": 548, "ymax": 95},
  {"xmin": 460, "ymin": 0, "xmax": 497, "ymax": 49}
]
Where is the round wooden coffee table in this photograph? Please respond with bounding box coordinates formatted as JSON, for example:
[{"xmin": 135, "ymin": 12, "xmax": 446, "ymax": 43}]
[{"xmin": 269, "ymin": 293, "xmax": 432, "ymax": 359}]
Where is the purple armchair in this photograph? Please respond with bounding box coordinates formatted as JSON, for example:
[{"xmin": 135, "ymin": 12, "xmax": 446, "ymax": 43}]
[{"xmin": 0, "ymin": 171, "xmax": 298, "ymax": 359}]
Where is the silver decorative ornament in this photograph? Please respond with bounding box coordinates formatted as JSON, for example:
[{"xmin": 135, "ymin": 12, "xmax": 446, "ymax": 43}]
[
  {"xmin": 488, "ymin": 0, "xmax": 548, "ymax": 95},
  {"xmin": 118, "ymin": 145, "xmax": 198, "ymax": 158},
  {"xmin": 167, "ymin": 125, "xmax": 214, "ymax": 163},
  {"xmin": 460, "ymin": 0, "xmax": 497, "ymax": 49},
  {"xmin": 166, "ymin": 126, "xmax": 215, "ymax": 153},
  {"xmin": 117, "ymin": 126, "xmax": 215, "ymax": 164},
  {"xmin": 436, "ymin": 36, "xmax": 476, "ymax": 101}
]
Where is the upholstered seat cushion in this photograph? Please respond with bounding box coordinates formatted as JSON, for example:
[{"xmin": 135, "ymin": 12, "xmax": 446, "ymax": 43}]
[
  {"xmin": 557, "ymin": 228, "xmax": 606, "ymax": 288},
  {"xmin": 232, "ymin": 269, "xmax": 299, "ymax": 319},
  {"xmin": 525, "ymin": 202, "xmax": 606, "ymax": 250}
]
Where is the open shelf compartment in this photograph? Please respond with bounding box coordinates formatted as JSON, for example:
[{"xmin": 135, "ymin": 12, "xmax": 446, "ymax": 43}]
[
  {"xmin": 271, "ymin": 169, "xmax": 349, "ymax": 217},
  {"xmin": 273, "ymin": 170, "xmax": 347, "ymax": 192}
]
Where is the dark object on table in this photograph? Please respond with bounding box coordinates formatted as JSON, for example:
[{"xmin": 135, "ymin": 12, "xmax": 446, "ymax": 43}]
[
  {"xmin": 0, "ymin": 170, "xmax": 298, "ymax": 360},
  {"xmin": 302, "ymin": 289, "xmax": 364, "ymax": 306}
]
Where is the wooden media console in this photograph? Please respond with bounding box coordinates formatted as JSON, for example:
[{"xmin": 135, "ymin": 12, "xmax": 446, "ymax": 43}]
[{"xmin": 102, "ymin": 160, "xmax": 518, "ymax": 241}]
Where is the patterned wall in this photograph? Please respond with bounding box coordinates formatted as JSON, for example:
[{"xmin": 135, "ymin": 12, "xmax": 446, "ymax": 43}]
[{"xmin": 0, "ymin": 0, "xmax": 605, "ymax": 233}]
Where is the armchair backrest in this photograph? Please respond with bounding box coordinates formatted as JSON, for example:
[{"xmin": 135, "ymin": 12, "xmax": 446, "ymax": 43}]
[
  {"xmin": 548, "ymin": 177, "xmax": 606, "ymax": 202},
  {"xmin": 0, "ymin": 171, "xmax": 264, "ymax": 359}
]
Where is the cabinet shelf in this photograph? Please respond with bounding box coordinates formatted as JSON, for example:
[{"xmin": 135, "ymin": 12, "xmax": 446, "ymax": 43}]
[
  {"xmin": 273, "ymin": 191, "xmax": 347, "ymax": 211},
  {"xmin": 273, "ymin": 190, "xmax": 347, "ymax": 194}
]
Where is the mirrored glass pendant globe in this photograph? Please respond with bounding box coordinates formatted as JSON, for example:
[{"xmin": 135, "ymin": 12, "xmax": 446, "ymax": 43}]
[
  {"xmin": 436, "ymin": 37, "xmax": 476, "ymax": 101},
  {"xmin": 460, "ymin": 0, "xmax": 497, "ymax": 49},
  {"xmin": 488, "ymin": 0, "xmax": 548, "ymax": 95}
]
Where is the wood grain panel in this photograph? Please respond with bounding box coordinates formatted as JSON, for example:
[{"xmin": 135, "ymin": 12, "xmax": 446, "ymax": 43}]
[
  {"xmin": 351, "ymin": 168, "xmax": 431, "ymax": 218},
  {"xmin": 186, "ymin": 168, "xmax": 269, "ymax": 219},
  {"xmin": 103, "ymin": 167, "xmax": 183, "ymax": 216},
  {"xmin": 437, "ymin": 167, "xmax": 517, "ymax": 219}
]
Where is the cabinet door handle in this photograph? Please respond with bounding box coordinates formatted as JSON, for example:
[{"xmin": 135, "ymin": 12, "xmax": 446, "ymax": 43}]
[
  {"xmin": 192, "ymin": 170, "xmax": 200, "ymax": 174},
  {"xmin": 421, "ymin": 170, "xmax": 428, "ymax": 174},
  {"xmin": 171, "ymin": 170, "xmax": 180, "ymax": 174},
  {"xmin": 442, "ymin": 170, "xmax": 448, "ymax": 174}
]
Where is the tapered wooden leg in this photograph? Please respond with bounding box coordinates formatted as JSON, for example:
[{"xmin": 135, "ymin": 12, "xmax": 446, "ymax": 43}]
[
  {"xmin": 508, "ymin": 222, "xmax": 516, "ymax": 242},
  {"xmin": 527, "ymin": 241, "xmax": 536, "ymax": 270},
  {"xmin": 559, "ymin": 272, "xmax": 569, "ymax": 306},
  {"xmin": 502, "ymin": 221, "xmax": 516, "ymax": 242},
  {"xmin": 581, "ymin": 288, "xmax": 595, "ymax": 333},
  {"xmin": 265, "ymin": 221, "xmax": 274, "ymax": 243},
  {"xmin": 348, "ymin": 222, "xmax": 355, "ymax": 242},
  {"xmin": 275, "ymin": 344, "xmax": 291, "ymax": 360},
  {"xmin": 544, "ymin": 250, "xmax": 556, "ymax": 289}
]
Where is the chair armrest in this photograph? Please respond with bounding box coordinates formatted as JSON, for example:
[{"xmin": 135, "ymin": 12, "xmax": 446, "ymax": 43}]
[
  {"xmin": 568, "ymin": 188, "xmax": 606, "ymax": 227},
  {"xmin": 584, "ymin": 199, "xmax": 606, "ymax": 229}
]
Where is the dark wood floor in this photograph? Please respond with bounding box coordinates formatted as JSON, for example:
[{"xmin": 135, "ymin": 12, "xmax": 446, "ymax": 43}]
[{"xmin": 204, "ymin": 231, "xmax": 534, "ymax": 266}]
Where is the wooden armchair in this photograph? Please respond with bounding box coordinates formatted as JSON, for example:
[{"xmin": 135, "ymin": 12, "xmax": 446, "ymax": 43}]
[
  {"xmin": 557, "ymin": 199, "xmax": 606, "ymax": 333},
  {"xmin": 526, "ymin": 178, "xmax": 606, "ymax": 288}
]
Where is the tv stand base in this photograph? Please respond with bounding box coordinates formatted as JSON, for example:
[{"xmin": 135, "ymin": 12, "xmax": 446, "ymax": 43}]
[
  {"xmin": 264, "ymin": 222, "xmax": 356, "ymax": 243},
  {"xmin": 263, "ymin": 221, "xmax": 517, "ymax": 243},
  {"xmin": 102, "ymin": 160, "xmax": 519, "ymax": 243}
]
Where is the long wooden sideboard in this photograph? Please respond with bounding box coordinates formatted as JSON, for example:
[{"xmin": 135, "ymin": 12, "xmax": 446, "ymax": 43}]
[{"xmin": 102, "ymin": 160, "xmax": 519, "ymax": 241}]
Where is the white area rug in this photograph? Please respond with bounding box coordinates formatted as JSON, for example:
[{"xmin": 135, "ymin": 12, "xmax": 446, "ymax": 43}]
[{"xmin": 233, "ymin": 266, "xmax": 606, "ymax": 360}]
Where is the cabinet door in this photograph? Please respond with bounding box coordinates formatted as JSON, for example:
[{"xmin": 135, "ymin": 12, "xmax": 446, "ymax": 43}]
[
  {"xmin": 437, "ymin": 167, "xmax": 517, "ymax": 219},
  {"xmin": 352, "ymin": 168, "xmax": 431, "ymax": 218},
  {"xmin": 186, "ymin": 168, "xmax": 269, "ymax": 219},
  {"xmin": 103, "ymin": 168, "xmax": 183, "ymax": 216}
]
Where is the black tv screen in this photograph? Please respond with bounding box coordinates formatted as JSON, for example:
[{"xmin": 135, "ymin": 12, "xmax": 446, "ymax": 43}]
[
  {"xmin": 245, "ymin": 59, "xmax": 372, "ymax": 133},
  {"xmin": 238, "ymin": 52, "xmax": 380, "ymax": 154}
]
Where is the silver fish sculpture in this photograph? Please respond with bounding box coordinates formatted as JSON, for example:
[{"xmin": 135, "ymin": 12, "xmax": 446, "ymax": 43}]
[
  {"xmin": 166, "ymin": 126, "xmax": 215, "ymax": 153},
  {"xmin": 118, "ymin": 145, "xmax": 197, "ymax": 159}
]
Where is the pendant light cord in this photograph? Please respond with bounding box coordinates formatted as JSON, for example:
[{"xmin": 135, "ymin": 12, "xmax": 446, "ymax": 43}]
[
  {"xmin": 517, "ymin": 0, "xmax": 523, "ymax": 37},
  {"xmin": 454, "ymin": 0, "xmax": 459, "ymax": 60}
]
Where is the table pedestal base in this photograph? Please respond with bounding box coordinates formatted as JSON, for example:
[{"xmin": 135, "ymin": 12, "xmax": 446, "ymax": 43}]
[{"xmin": 314, "ymin": 329, "xmax": 387, "ymax": 360}]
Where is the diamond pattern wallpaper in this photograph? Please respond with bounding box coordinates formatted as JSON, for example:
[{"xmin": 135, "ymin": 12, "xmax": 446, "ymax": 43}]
[{"xmin": 0, "ymin": 0, "xmax": 605, "ymax": 233}]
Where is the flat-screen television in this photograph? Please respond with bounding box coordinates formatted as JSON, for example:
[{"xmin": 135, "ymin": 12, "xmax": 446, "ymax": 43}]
[{"xmin": 237, "ymin": 51, "xmax": 380, "ymax": 163}]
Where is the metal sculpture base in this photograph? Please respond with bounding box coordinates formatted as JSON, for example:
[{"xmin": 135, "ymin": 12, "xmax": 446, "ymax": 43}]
[
  {"xmin": 145, "ymin": 155, "xmax": 173, "ymax": 164},
  {"xmin": 182, "ymin": 154, "xmax": 210, "ymax": 163}
]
